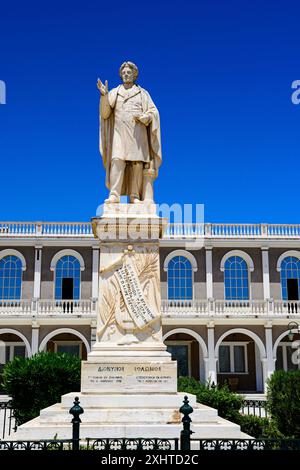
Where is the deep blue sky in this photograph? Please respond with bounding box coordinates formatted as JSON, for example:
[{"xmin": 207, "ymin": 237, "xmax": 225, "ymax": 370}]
[{"xmin": 0, "ymin": 0, "xmax": 299, "ymax": 223}]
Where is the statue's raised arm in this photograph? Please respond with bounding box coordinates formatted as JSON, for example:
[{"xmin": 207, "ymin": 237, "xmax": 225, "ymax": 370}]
[
  {"xmin": 97, "ymin": 79, "xmax": 111, "ymax": 120},
  {"xmin": 97, "ymin": 78, "xmax": 108, "ymax": 96}
]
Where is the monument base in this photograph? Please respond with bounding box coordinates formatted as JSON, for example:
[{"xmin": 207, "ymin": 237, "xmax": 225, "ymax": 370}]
[
  {"xmin": 81, "ymin": 360, "xmax": 177, "ymax": 394},
  {"xmin": 13, "ymin": 391, "xmax": 250, "ymax": 440},
  {"xmin": 12, "ymin": 205, "xmax": 250, "ymax": 440},
  {"xmin": 13, "ymin": 353, "xmax": 249, "ymax": 440}
]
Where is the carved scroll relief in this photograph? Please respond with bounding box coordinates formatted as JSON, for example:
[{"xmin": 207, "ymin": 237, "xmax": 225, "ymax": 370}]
[{"xmin": 97, "ymin": 245, "xmax": 161, "ymax": 340}]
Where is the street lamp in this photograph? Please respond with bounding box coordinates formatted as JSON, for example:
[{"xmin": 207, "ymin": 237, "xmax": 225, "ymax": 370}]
[{"xmin": 287, "ymin": 321, "xmax": 300, "ymax": 341}]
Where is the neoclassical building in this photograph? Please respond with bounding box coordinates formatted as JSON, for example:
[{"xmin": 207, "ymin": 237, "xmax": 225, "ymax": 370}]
[{"xmin": 0, "ymin": 221, "xmax": 300, "ymax": 394}]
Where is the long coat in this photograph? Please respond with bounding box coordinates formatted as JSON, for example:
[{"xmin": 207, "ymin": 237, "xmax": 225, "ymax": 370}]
[{"xmin": 99, "ymin": 85, "xmax": 162, "ymax": 194}]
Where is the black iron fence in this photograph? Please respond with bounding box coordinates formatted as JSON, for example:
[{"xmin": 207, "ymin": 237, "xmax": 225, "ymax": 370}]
[
  {"xmin": 241, "ymin": 399, "xmax": 269, "ymax": 418},
  {"xmin": 0, "ymin": 439, "xmax": 73, "ymax": 450},
  {"xmin": 0, "ymin": 400, "xmax": 17, "ymax": 439},
  {"xmin": 0, "ymin": 437, "xmax": 300, "ymax": 451},
  {"xmin": 190, "ymin": 439, "xmax": 300, "ymax": 451},
  {"xmin": 85, "ymin": 438, "xmax": 179, "ymax": 451}
]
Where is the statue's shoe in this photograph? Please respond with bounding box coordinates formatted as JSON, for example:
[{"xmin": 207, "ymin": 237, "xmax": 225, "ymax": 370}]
[
  {"xmin": 130, "ymin": 198, "xmax": 142, "ymax": 204},
  {"xmin": 130, "ymin": 195, "xmax": 142, "ymax": 204},
  {"xmin": 105, "ymin": 194, "xmax": 120, "ymax": 203}
]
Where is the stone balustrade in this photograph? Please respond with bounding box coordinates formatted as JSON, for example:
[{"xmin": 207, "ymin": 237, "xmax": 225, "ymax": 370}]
[
  {"xmin": 1, "ymin": 299, "xmax": 295, "ymax": 319},
  {"xmin": 0, "ymin": 299, "xmax": 97, "ymax": 317},
  {"xmin": 1, "ymin": 221, "xmax": 300, "ymax": 239},
  {"xmin": 160, "ymin": 299, "xmax": 300, "ymax": 318}
]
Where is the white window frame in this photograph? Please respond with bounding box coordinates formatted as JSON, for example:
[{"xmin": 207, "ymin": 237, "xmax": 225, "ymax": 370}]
[
  {"xmin": 277, "ymin": 342, "xmax": 300, "ymax": 371},
  {"xmin": 220, "ymin": 251, "xmax": 254, "ymax": 301},
  {"xmin": 218, "ymin": 341, "xmax": 249, "ymax": 374},
  {"xmin": 165, "ymin": 340, "xmax": 192, "ymax": 376},
  {"xmin": 50, "ymin": 250, "xmax": 85, "ymax": 301},
  {"xmin": 276, "ymin": 251, "xmax": 300, "ymax": 272},
  {"xmin": 0, "ymin": 250, "xmax": 26, "ymax": 301},
  {"xmin": 52, "ymin": 257, "xmax": 83, "ymax": 301},
  {"xmin": 164, "ymin": 251, "xmax": 197, "ymax": 301},
  {"xmin": 0, "ymin": 249, "xmax": 27, "ymax": 270},
  {"xmin": 53, "ymin": 341, "xmax": 83, "ymax": 358},
  {"xmin": 2, "ymin": 341, "xmax": 27, "ymax": 363},
  {"xmin": 277, "ymin": 254, "xmax": 300, "ymax": 301}
]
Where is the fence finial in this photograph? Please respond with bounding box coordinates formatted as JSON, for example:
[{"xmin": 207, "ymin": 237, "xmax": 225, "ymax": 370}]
[
  {"xmin": 179, "ymin": 395, "xmax": 194, "ymax": 450},
  {"xmin": 69, "ymin": 396, "xmax": 84, "ymax": 450}
]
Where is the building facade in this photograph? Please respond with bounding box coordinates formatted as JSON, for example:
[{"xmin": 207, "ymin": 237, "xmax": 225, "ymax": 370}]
[{"xmin": 0, "ymin": 221, "xmax": 300, "ymax": 394}]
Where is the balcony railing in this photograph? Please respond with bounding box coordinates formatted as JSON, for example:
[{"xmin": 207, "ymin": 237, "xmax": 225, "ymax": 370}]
[
  {"xmin": 165, "ymin": 223, "xmax": 300, "ymax": 238},
  {"xmin": 0, "ymin": 222, "xmax": 93, "ymax": 237},
  {"xmin": 0, "ymin": 300, "xmax": 32, "ymax": 315},
  {"xmin": 0, "ymin": 299, "xmax": 97, "ymax": 317},
  {"xmin": 36, "ymin": 299, "xmax": 97, "ymax": 316},
  {"xmin": 0, "ymin": 299, "xmax": 299, "ymax": 318},
  {"xmin": 161, "ymin": 299, "xmax": 208, "ymax": 316},
  {"xmin": 1, "ymin": 222, "xmax": 300, "ymax": 239},
  {"xmin": 161, "ymin": 299, "xmax": 300, "ymax": 318}
]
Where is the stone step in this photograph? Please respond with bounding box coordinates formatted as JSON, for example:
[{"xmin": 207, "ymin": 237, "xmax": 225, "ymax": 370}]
[
  {"xmin": 242, "ymin": 393, "xmax": 267, "ymax": 401},
  {"xmin": 61, "ymin": 391, "xmax": 198, "ymax": 408},
  {"xmin": 14, "ymin": 419, "xmax": 243, "ymax": 441},
  {"xmin": 12, "ymin": 389, "xmax": 248, "ymax": 441},
  {"xmin": 39, "ymin": 403, "xmax": 218, "ymax": 424}
]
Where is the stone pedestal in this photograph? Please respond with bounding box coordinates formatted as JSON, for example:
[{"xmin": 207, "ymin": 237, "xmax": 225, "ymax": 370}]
[
  {"xmin": 90, "ymin": 203, "xmax": 168, "ymax": 349},
  {"xmin": 13, "ymin": 204, "xmax": 249, "ymax": 440},
  {"xmin": 82, "ymin": 203, "xmax": 176, "ymax": 395},
  {"xmin": 81, "ymin": 360, "xmax": 177, "ymax": 394}
]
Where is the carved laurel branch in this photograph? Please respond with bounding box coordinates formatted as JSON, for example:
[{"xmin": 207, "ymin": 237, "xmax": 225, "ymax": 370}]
[
  {"xmin": 98, "ymin": 280, "xmax": 117, "ymax": 331},
  {"xmin": 135, "ymin": 251, "xmax": 159, "ymax": 283}
]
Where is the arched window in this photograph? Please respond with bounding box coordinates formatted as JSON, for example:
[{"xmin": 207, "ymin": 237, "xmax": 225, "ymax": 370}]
[
  {"xmin": 280, "ymin": 256, "xmax": 300, "ymax": 301},
  {"xmin": 168, "ymin": 256, "xmax": 193, "ymax": 300},
  {"xmin": 55, "ymin": 256, "xmax": 81, "ymax": 300},
  {"xmin": 0, "ymin": 256, "xmax": 23, "ymax": 300},
  {"xmin": 224, "ymin": 256, "xmax": 249, "ymax": 301}
]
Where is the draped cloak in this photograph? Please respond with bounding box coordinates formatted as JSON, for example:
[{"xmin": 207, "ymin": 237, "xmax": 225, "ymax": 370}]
[{"xmin": 99, "ymin": 85, "xmax": 162, "ymax": 195}]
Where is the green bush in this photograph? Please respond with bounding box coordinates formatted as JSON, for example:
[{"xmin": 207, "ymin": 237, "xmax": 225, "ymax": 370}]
[
  {"xmin": 236, "ymin": 414, "xmax": 282, "ymax": 438},
  {"xmin": 178, "ymin": 377, "xmax": 283, "ymax": 438},
  {"xmin": 236, "ymin": 414, "xmax": 268, "ymax": 438},
  {"xmin": 260, "ymin": 419, "xmax": 284, "ymax": 439},
  {"xmin": 178, "ymin": 376, "xmax": 244, "ymax": 422},
  {"xmin": 2, "ymin": 352, "xmax": 81, "ymax": 424},
  {"xmin": 267, "ymin": 370, "xmax": 300, "ymax": 438}
]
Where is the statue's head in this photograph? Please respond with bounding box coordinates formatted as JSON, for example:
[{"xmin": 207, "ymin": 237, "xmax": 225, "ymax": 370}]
[{"xmin": 119, "ymin": 61, "xmax": 139, "ymax": 84}]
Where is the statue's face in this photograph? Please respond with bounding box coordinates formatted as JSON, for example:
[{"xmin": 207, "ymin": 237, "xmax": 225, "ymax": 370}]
[{"xmin": 121, "ymin": 66, "xmax": 134, "ymax": 84}]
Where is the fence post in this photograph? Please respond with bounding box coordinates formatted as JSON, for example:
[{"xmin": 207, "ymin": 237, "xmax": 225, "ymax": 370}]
[
  {"xmin": 179, "ymin": 395, "xmax": 194, "ymax": 450},
  {"xmin": 69, "ymin": 396, "xmax": 84, "ymax": 450}
]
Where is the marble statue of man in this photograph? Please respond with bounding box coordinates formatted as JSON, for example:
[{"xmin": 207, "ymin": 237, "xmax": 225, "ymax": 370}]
[{"xmin": 97, "ymin": 61, "xmax": 162, "ymax": 204}]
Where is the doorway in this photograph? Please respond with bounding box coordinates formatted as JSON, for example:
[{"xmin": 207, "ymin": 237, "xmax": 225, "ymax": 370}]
[
  {"xmin": 166, "ymin": 343, "xmax": 190, "ymax": 377},
  {"xmin": 62, "ymin": 278, "xmax": 74, "ymax": 299},
  {"xmin": 62, "ymin": 278, "xmax": 74, "ymax": 312},
  {"xmin": 287, "ymin": 279, "xmax": 299, "ymax": 300},
  {"xmin": 287, "ymin": 279, "xmax": 299, "ymax": 313}
]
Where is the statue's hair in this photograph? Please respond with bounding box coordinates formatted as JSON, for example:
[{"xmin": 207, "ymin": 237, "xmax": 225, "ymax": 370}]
[{"xmin": 119, "ymin": 61, "xmax": 139, "ymax": 82}]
